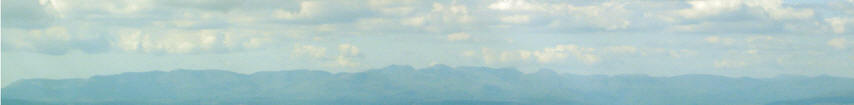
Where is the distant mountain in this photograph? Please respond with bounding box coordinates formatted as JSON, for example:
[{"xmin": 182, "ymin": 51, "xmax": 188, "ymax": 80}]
[
  {"xmin": 3, "ymin": 65, "xmax": 854, "ymax": 105},
  {"xmin": 767, "ymin": 92, "xmax": 854, "ymax": 105}
]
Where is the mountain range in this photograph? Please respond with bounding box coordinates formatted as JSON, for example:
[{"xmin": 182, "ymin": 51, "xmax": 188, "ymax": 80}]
[{"xmin": 3, "ymin": 65, "xmax": 854, "ymax": 105}]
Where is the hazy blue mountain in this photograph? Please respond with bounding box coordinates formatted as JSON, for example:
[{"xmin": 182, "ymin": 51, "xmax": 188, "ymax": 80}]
[
  {"xmin": 767, "ymin": 91, "xmax": 854, "ymax": 105},
  {"xmin": 3, "ymin": 65, "xmax": 854, "ymax": 105}
]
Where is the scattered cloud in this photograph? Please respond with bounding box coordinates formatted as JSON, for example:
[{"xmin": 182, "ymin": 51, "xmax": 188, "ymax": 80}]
[
  {"xmin": 826, "ymin": 17, "xmax": 854, "ymax": 34},
  {"xmin": 446, "ymin": 32, "xmax": 471, "ymax": 41},
  {"xmin": 714, "ymin": 59, "xmax": 749, "ymax": 68},
  {"xmin": 500, "ymin": 15, "xmax": 531, "ymax": 24},
  {"xmin": 291, "ymin": 43, "xmax": 363, "ymax": 67},
  {"xmin": 293, "ymin": 44, "xmax": 328, "ymax": 58},
  {"xmin": 828, "ymin": 38, "xmax": 849, "ymax": 49}
]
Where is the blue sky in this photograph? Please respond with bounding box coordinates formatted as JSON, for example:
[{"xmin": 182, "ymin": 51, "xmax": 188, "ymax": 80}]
[{"xmin": 2, "ymin": 0, "xmax": 854, "ymax": 86}]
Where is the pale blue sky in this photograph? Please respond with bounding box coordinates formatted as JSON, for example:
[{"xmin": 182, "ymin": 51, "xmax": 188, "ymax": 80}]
[{"xmin": 2, "ymin": 0, "xmax": 854, "ymax": 86}]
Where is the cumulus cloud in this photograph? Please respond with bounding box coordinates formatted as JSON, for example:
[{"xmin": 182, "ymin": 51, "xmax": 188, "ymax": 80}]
[
  {"xmin": 3, "ymin": 0, "xmax": 853, "ymax": 56},
  {"xmin": 488, "ymin": 0, "xmax": 634, "ymax": 31},
  {"xmin": 714, "ymin": 59, "xmax": 749, "ymax": 68},
  {"xmin": 661, "ymin": 0, "xmax": 827, "ymax": 33},
  {"xmin": 500, "ymin": 15, "xmax": 531, "ymax": 24},
  {"xmin": 604, "ymin": 46, "xmax": 638, "ymax": 54},
  {"xmin": 465, "ymin": 44, "xmax": 708, "ymax": 67},
  {"xmin": 446, "ymin": 32, "xmax": 471, "ymax": 41},
  {"xmin": 336, "ymin": 44, "xmax": 362, "ymax": 67},
  {"xmin": 110, "ymin": 29, "xmax": 272, "ymax": 54},
  {"xmin": 1, "ymin": 26, "xmax": 110, "ymax": 55},
  {"xmin": 291, "ymin": 44, "xmax": 363, "ymax": 67},
  {"xmin": 488, "ymin": 0, "xmax": 540, "ymax": 11},
  {"xmin": 828, "ymin": 38, "xmax": 849, "ymax": 49},
  {"xmin": 1, "ymin": 0, "xmax": 55, "ymax": 28},
  {"xmin": 531, "ymin": 44, "xmax": 599, "ymax": 64},
  {"xmin": 273, "ymin": 1, "xmax": 324, "ymax": 20},
  {"xmin": 293, "ymin": 44, "xmax": 328, "ymax": 58},
  {"xmin": 705, "ymin": 36, "xmax": 736, "ymax": 45},
  {"xmin": 471, "ymin": 44, "xmax": 634, "ymax": 65},
  {"xmin": 675, "ymin": 0, "xmax": 813, "ymax": 20},
  {"xmin": 563, "ymin": 2, "xmax": 632, "ymax": 30},
  {"xmin": 826, "ymin": 17, "xmax": 854, "ymax": 34}
]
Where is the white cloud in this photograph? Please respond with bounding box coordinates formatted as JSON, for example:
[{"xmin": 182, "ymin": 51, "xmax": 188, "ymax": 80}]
[
  {"xmin": 676, "ymin": 0, "xmax": 742, "ymax": 19},
  {"xmin": 110, "ymin": 29, "xmax": 271, "ymax": 54},
  {"xmin": 401, "ymin": 16, "xmax": 426, "ymax": 26},
  {"xmin": 828, "ymin": 38, "xmax": 849, "ymax": 49},
  {"xmin": 531, "ymin": 44, "xmax": 598, "ymax": 64},
  {"xmin": 826, "ymin": 17, "xmax": 854, "ymax": 34},
  {"xmin": 393, "ymin": 1, "xmax": 475, "ymax": 32},
  {"xmin": 744, "ymin": 49, "xmax": 758, "ymax": 55},
  {"xmin": 335, "ymin": 44, "xmax": 361, "ymax": 67},
  {"xmin": 430, "ymin": 2, "xmax": 472, "ymax": 23},
  {"xmin": 293, "ymin": 44, "xmax": 327, "ymax": 58},
  {"xmin": 335, "ymin": 56, "xmax": 360, "ymax": 67},
  {"xmin": 714, "ymin": 59, "xmax": 749, "ymax": 68},
  {"xmin": 446, "ymin": 32, "xmax": 471, "ymax": 41},
  {"xmin": 676, "ymin": 0, "xmax": 813, "ymax": 20},
  {"xmin": 461, "ymin": 50, "xmax": 477, "ymax": 57},
  {"xmin": 3, "ymin": 0, "xmax": 851, "ymax": 56},
  {"xmin": 669, "ymin": 49, "xmax": 699, "ymax": 58},
  {"xmin": 538, "ymin": 1, "xmax": 634, "ymax": 30},
  {"xmin": 663, "ymin": 0, "xmax": 821, "ymax": 33},
  {"xmin": 114, "ymin": 30, "xmax": 144, "ymax": 52},
  {"xmin": 467, "ymin": 44, "xmax": 661, "ymax": 65},
  {"xmin": 604, "ymin": 46, "xmax": 638, "ymax": 54},
  {"xmin": 488, "ymin": 0, "xmax": 541, "ymax": 11},
  {"xmin": 1, "ymin": 26, "xmax": 109, "ymax": 54},
  {"xmin": 567, "ymin": 2, "xmax": 632, "ymax": 30},
  {"xmin": 705, "ymin": 36, "xmax": 736, "ymax": 45},
  {"xmin": 500, "ymin": 15, "xmax": 531, "ymax": 24},
  {"xmin": 274, "ymin": 1, "xmax": 323, "ymax": 20},
  {"xmin": 292, "ymin": 44, "xmax": 362, "ymax": 67},
  {"xmin": 338, "ymin": 44, "xmax": 360, "ymax": 56}
]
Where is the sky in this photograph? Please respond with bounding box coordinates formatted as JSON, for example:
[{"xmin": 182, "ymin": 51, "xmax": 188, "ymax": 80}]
[{"xmin": 2, "ymin": 0, "xmax": 854, "ymax": 86}]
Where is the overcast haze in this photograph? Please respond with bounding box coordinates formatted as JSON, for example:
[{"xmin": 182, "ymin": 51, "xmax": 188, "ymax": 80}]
[{"xmin": 3, "ymin": 0, "xmax": 854, "ymax": 86}]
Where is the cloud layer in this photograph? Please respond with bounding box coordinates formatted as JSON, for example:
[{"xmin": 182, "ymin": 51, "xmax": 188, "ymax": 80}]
[{"xmin": 2, "ymin": 0, "xmax": 854, "ymax": 86}]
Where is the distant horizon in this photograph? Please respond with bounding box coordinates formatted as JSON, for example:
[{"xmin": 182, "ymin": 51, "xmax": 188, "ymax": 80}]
[{"xmin": 5, "ymin": 64, "xmax": 852, "ymax": 87}]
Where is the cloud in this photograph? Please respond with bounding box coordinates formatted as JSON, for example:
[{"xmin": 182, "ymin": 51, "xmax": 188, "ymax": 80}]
[
  {"xmin": 1, "ymin": 0, "xmax": 55, "ymax": 28},
  {"xmin": 500, "ymin": 15, "xmax": 531, "ymax": 24},
  {"xmin": 714, "ymin": 59, "xmax": 749, "ymax": 68},
  {"xmin": 676, "ymin": 0, "xmax": 813, "ymax": 20},
  {"xmin": 828, "ymin": 38, "xmax": 849, "ymax": 49},
  {"xmin": 111, "ymin": 29, "xmax": 272, "ymax": 54},
  {"xmin": 3, "ymin": 0, "xmax": 853, "ymax": 56},
  {"xmin": 293, "ymin": 44, "xmax": 328, "ymax": 58},
  {"xmin": 1, "ymin": 26, "xmax": 110, "ymax": 55},
  {"xmin": 669, "ymin": 49, "xmax": 699, "ymax": 58},
  {"xmin": 705, "ymin": 36, "xmax": 736, "ymax": 45},
  {"xmin": 825, "ymin": 17, "xmax": 854, "ymax": 34},
  {"xmin": 273, "ymin": 1, "xmax": 323, "ymax": 20},
  {"xmin": 563, "ymin": 2, "xmax": 632, "ymax": 30},
  {"xmin": 446, "ymin": 32, "xmax": 471, "ymax": 41},
  {"xmin": 604, "ymin": 46, "xmax": 638, "ymax": 54},
  {"xmin": 272, "ymin": 1, "xmax": 372, "ymax": 24},
  {"xmin": 471, "ymin": 44, "xmax": 604, "ymax": 65},
  {"xmin": 401, "ymin": 17, "xmax": 426, "ymax": 26},
  {"xmin": 488, "ymin": 0, "xmax": 634, "ymax": 31},
  {"xmin": 532, "ymin": 44, "xmax": 599, "ymax": 64},
  {"xmin": 488, "ymin": 0, "xmax": 539, "ymax": 11},
  {"xmin": 291, "ymin": 44, "xmax": 363, "ymax": 67},
  {"xmin": 662, "ymin": 0, "xmax": 825, "ymax": 33}
]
